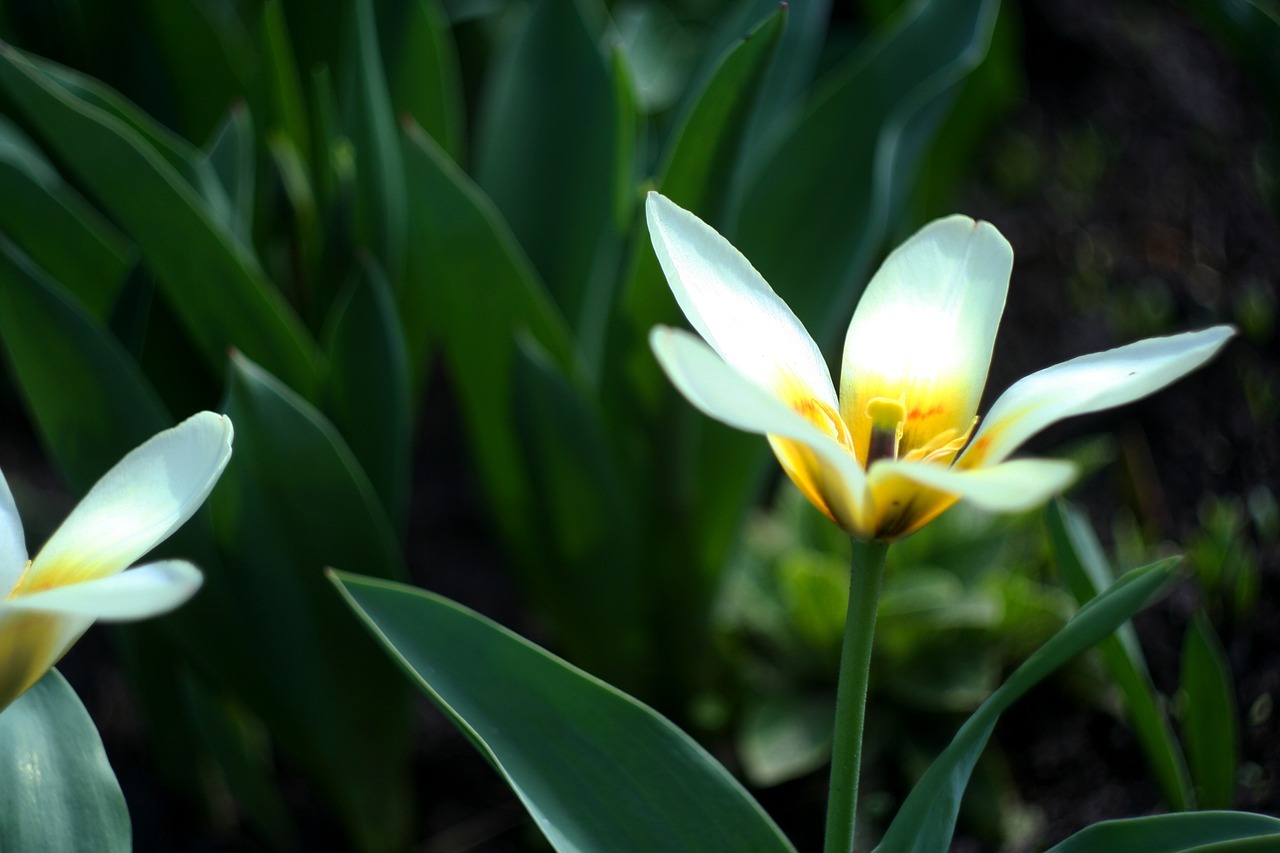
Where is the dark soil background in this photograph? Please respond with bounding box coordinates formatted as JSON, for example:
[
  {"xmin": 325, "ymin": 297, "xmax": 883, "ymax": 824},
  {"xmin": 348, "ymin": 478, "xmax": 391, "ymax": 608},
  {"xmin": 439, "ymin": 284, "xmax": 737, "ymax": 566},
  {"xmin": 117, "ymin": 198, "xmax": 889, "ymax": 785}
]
[{"xmin": 1, "ymin": 0, "xmax": 1276, "ymax": 850}]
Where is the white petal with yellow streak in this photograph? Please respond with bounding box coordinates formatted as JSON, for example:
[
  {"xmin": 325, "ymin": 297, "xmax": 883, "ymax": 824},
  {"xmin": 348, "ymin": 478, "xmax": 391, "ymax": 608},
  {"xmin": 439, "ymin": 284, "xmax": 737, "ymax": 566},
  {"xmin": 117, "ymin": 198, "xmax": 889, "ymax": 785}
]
[
  {"xmin": 651, "ymin": 326, "xmax": 870, "ymax": 533},
  {"xmin": 960, "ymin": 325, "xmax": 1235, "ymax": 468},
  {"xmin": 871, "ymin": 457, "xmax": 1077, "ymax": 515},
  {"xmin": 646, "ymin": 192, "xmax": 837, "ymax": 408},
  {"xmin": 7, "ymin": 560, "xmax": 203, "ymax": 620},
  {"xmin": 0, "ymin": 472, "xmax": 27, "ymax": 592},
  {"xmin": 841, "ymin": 215, "xmax": 1012, "ymax": 461},
  {"xmin": 24, "ymin": 412, "xmax": 233, "ymax": 592}
]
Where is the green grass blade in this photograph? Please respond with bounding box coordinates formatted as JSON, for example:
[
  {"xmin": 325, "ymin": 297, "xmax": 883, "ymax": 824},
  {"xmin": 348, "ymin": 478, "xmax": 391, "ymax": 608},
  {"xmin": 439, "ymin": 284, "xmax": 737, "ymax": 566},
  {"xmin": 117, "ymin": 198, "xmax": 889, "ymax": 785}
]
[
  {"xmin": 875, "ymin": 558, "xmax": 1177, "ymax": 853},
  {"xmin": 331, "ymin": 572, "xmax": 797, "ymax": 853},
  {"xmin": 1182, "ymin": 614, "xmax": 1240, "ymax": 810},
  {"xmin": 1047, "ymin": 499, "xmax": 1194, "ymax": 810},
  {"xmin": 1045, "ymin": 811, "xmax": 1280, "ymax": 853}
]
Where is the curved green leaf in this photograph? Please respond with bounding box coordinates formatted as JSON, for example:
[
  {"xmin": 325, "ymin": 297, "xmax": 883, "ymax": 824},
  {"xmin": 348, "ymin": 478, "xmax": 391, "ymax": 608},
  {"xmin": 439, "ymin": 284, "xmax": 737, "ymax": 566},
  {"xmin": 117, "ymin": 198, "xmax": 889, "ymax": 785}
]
[
  {"xmin": 1045, "ymin": 811, "xmax": 1280, "ymax": 853},
  {"xmin": 323, "ymin": 256, "xmax": 411, "ymax": 529},
  {"xmin": 400, "ymin": 121, "xmax": 579, "ymax": 549},
  {"xmin": 1047, "ymin": 499, "xmax": 1193, "ymax": 810},
  {"xmin": 0, "ymin": 43, "xmax": 323, "ymax": 397},
  {"xmin": 0, "ymin": 670, "xmax": 129, "ymax": 853},
  {"xmin": 1181, "ymin": 614, "xmax": 1239, "ymax": 810},
  {"xmin": 346, "ymin": 0, "xmax": 407, "ymax": 285},
  {"xmin": 0, "ymin": 116, "xmax": 134, "ymax": 320},
  {"xmin": 331, "ymin": 572, "xmax": 796, "ymax": 853},
  {"xmin": 875, "ymin": 559, "xmax": 1177, "ymax": 853},
  {"xmin": 474, "ymin": 0, "xmax": 626, "ymax": 333},
  {"xmin": 388, "ymin": 0, "xmax": 465, "ymax": 162},
  {"xmin": 214, "ymin": 353, "xmax": 410, "ymax": 852}
]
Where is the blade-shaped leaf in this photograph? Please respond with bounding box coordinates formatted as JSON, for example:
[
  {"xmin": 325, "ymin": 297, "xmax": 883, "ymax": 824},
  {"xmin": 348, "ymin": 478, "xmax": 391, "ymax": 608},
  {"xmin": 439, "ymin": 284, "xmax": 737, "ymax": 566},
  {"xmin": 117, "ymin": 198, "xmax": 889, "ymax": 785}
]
[
  {"xmin": 330, "ymin": 571, "xmax": 796, "ymax": 853},
  {"xmin": 203, "ymin": 103, "xmax": 256, "ymax": 244},
  {"xmin": 345, "ymin": 0, "xmax": 408, "ymax": 286},
  {"xmin": 213, "ymin": 353, "xmax": 411, "ymax": 852},
  {"xmin": 0, "ymin": 115, "xmax": 134, "ymax": 320},
  {"xmin": 1045, "ymin": 811, "xmax": 1280, "ymax": 853},
  {"xmin": 474, "ymin": 0, "xmax": 627, "ymax": 335},
  {"xmin": 512, "ymin": 337, "xmax": 646, "ymax": 693},
  {"xmin": 0, "ymin": 43, "xmax": 324, "ymax": 398},
  {"xmin": 875, "ymin": 559, "xmax": 1177, "ymax": 853},
  {"xmin": 323, "ymin": 256, "xmax": 411, "ymax": 530},
  {"xmin": 387, "ymin": 0, "xmax": 465, "ymax": 162},
  {"xmin": 1181, "ymin": 614, "xmax": 1239, "ymax": 810},
  {"xmin": 259, "ymin": 0, "xmax": 312, "ymax": 167},
  {"xmin": 400, "ymin": 121, "xmax": 579, "ymax": 546},
  {"xmin": 1047, "ymin": 499, "xmax": 1193, "ymax": 810},
  {"xmin": 0, "ymin": 670, "xmax": 130, "ymax": 853}
]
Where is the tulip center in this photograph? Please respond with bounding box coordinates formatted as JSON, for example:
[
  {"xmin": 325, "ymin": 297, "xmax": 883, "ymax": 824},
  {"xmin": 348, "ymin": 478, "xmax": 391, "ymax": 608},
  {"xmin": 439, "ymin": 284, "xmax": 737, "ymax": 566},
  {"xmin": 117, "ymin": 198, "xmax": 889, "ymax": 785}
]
[
  {"xmin": 863, "ymin": 395, "xmax": 977, "ymax": 468},
  {"xmin": 864, "ymin": 396, "xmax": 906, "ymax": 465}
]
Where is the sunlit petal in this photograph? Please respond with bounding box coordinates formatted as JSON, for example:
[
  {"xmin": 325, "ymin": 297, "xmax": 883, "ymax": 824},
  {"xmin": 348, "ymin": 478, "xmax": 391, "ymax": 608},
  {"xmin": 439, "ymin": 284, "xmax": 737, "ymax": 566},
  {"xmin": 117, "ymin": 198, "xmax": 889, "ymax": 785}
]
[
  {"xmin": 0, "ymin": 607, "xmax": 86, "ymax": 712},
  {"xmin": 24, "ymin": 412, "xmax": 233, "ymax": 591},
  {"xmin": 841, "ymin": 216, "xmax": 1011, "ymax": 463},
  {"xmin": 652, "ymin": 327, "xmax": 871, "ymax": 534},
  {"xmin": 0, "ymin": 471, "xmax": 27, "ymax": 594},
  {"xmin": 646, "ymin": 192, "xmax": 837, "ymax": 407},
  {"xmin": 961, "ymin": 326, "xmax": 1235, "ymax": 468},
  {"xmin": 873, "ymin": 457, "xmax": 1077, "ymax": 510},
  {"xmin": 8, "ymin": 560, "xmax": 203, "ymax": 621}
]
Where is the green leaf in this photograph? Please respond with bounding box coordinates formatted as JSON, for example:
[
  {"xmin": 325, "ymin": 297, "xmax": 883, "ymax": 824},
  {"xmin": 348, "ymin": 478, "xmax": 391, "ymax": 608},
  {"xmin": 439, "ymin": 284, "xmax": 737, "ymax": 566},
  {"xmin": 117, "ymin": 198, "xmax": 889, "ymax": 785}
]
[
  {"xmin": 387, "ymin": 0, "xmax": 465, "ymax": 162},
  {"xmin": 875, "ymin": 558, "xmax": 1177, "ymax": 853},
  {"xmin": 0, "ymin": 239, "xmax": 169, "ymax": 482},
  {"xmin": 474, "ymin": 0, "xmax": 627, "ymax": 336},
  {"xmin": 0, "ymin": 670, "xmax": 130, "ymax": 852},
  {"xmin": 345, "ymin": 0, "xmax": 408, "ymax": 286},
  {"xmin": 203, "ymin": 103, "xmax": 257, "ymax": 244},
  {"xmin": 0, "ymin": 115, "xmax": 134, "ymax": 320},
  {"xmin": 259, "ymin": 0, "xmax": 312, "ymax": 167},
  {"xmin": 214, "ymin": 353, "xmax": 411, "ymax": 852},
  {"xmin": 511, "ymin": 337, "xmax": 646, "ymax": 692},
  {"xmin": 1045, "ymin": 812, "xmax": 1280, "ymax": 853},
  {"xmin": 400, "ymin": 121, "xmax": 578, "ymax": 544},
  {"xmin": 624, "ymin": 6, "xmax": 786, "ymax": 340},
  {"xmin": 0, "ymin": 43, "xmax": 324, "ymax": 398},
  {"xmin": 1047, "ymin": 499, "xmax": 1193, "ymax": 810},
  {"xmin": 323, "ymin": 256, "xmax": 411, "ymax": 529},
  {"xmin": 330, "ymin": 572, "xmax": 797, "ymax": 853},
  {"xmin": 1181, "ymin": 614, "xmax": 1239, "ymax": 810},
  {"xmin": 134, "ymin": 0, "xmax": 254, "ymax": 141},
  {"xmin": 736, "ymin": 0, "xmax": 1001, "ymax": 349}
]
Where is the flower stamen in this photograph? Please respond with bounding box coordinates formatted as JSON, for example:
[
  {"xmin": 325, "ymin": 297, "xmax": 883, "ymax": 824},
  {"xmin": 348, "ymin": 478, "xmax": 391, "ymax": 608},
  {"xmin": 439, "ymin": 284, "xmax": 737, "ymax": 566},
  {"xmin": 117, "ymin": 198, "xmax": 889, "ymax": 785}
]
[{"xmin": 865, "ymin": 396, "xmax": 906, "ymax": 465}]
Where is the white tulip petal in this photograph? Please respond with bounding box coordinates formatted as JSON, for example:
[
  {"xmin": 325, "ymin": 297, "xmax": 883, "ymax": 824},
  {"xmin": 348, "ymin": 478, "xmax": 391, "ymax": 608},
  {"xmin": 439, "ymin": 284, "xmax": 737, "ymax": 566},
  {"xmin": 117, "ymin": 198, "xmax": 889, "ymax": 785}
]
[
  {"xmin": 646, "ymin": 192, "xmax": 837, "ymax": 407},
  {"xmin": 651, "ymin": 326, "xmax": 870, "ymax": 529},
  {"xmin": 841, "ymin": 215, "xmax": 1012, "ymax": 458},
  {"xmin": 962, "ymin": 326, "xmax": 1235, "ymax": 467},
  {"xmin": 871, "ymin": 457, "xmax": 1078, "ymax": 513},
  {"xmin": 28, "ymin": 412, "xmax": 233, "ymax": 588},
  {"xmin": 7, "ymin": 560, "xmax": 203, "ymax": 621},
  {"xmin": 0, "ymin": 471, "xmax": 28, "ymax": 593}
]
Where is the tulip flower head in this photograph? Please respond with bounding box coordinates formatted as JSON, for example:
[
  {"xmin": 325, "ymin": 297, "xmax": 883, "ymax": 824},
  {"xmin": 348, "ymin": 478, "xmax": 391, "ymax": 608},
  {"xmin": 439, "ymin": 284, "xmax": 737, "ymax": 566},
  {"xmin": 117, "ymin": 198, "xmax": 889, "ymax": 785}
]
[
  {"xmin": 0, "ymin": 412, "xmax": 233, "ymax": 712},
  {"xmin": 647, "ymin": 192, "xmax": 1233, "ymax": 541}
]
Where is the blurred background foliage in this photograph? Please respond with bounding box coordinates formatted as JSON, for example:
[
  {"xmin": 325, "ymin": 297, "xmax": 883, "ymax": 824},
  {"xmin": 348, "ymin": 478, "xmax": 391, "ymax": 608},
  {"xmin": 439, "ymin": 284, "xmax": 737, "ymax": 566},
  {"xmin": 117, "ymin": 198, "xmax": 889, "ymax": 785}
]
[{"xmin": 0, "ymin": 0, "xmax": 1274, "ymax": 849}]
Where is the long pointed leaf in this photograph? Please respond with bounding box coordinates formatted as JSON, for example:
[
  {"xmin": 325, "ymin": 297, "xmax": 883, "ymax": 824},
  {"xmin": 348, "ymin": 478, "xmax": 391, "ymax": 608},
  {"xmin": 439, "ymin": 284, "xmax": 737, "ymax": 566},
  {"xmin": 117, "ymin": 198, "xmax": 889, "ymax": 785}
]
[
  {"xmin": 1045, "ymin": 812, "xmax": 1280, "ymax": 853},
  {"xmin": 875, "ymin": 558, "xmax": 1177, "ymax": 853},
  {"xmin": 1047, "ymin": 499, "xmax": 1193, "ymax": 810},
  {"xmin": 1181, "ymin": 614, "xmax": 1239, "ymax": 810},
  {"xmin": 331, "ymin": 572, "xmax": 796, "ymax": 853}
]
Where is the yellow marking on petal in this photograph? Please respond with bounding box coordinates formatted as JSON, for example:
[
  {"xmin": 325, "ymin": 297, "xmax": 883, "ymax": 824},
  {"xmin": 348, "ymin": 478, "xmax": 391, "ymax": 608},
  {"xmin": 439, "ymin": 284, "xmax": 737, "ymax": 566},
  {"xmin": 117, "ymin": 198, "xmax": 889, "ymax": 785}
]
[
  {"xmin": 867, "ymin": 466, "xmax": 961, "ymax": 541},
  {"xmin": 0, "ymin": 610, "xmax": 63, "ymax": 711}
]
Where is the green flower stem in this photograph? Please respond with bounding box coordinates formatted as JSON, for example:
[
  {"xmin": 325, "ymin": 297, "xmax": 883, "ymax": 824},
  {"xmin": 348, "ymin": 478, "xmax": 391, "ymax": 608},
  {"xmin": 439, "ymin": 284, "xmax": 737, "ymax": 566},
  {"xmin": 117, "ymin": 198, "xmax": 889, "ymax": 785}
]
[{"xmin": 824, "ymin": 539, "xmax": 889, "ymax": 853}]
